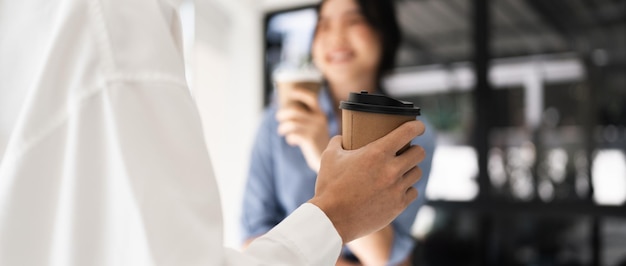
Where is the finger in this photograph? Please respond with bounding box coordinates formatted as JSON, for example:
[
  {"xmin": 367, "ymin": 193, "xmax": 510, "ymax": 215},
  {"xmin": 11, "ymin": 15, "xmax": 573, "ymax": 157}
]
[
  {"xmin": 286, "ymin": 87, "xmax": 321, "ymax": 112},
  {"xmin": 285, "ymin": 134, "xmax": 304, "ymax": 146},
  {"xmin": 396, "ymin": 145, "xmax": 426, "ymax": 173},
  {"xmin": 388, "ymin": 145, "xmax": 424, "ymax": 186},
  {"xmin": 276, "ymin": 106, "xmax": 311, "ymax": 123},
  {"xmin": 399, "ymin": 165, "xmax": 422, "ymax": 190},
  {"xmin": 404, "ymin": 186, "xmax": 418, "ymax": 204},
  {"xmin": 277, "ymin": 121, "xmax": 305, "ymax": 136},
  {"xmin": 327, "ymin": 135, "xmax": 343, "ymax": 149},
  {"xmin": 370, "ymin": 120, "xmax": 425, "ymax": 155},
  {"xmin": 319, "ymin": 136, "xmax": 345, "ymax": 167}
]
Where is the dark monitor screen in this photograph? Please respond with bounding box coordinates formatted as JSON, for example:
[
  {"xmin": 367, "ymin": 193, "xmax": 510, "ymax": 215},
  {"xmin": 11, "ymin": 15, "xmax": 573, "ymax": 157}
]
[{"xmin": 263, "ymin": 7, "xmax": 317, "ymax": 106}]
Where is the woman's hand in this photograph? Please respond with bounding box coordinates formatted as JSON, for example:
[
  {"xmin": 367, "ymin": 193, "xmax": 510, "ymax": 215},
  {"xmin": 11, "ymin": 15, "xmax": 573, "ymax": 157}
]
[
  {"xmin": 346, "ymin": 225, "xmax": 394, "ymax": 265},
  {"xmin": 276, "ymin": 87, "xmax": 330, "ymax": 172}
]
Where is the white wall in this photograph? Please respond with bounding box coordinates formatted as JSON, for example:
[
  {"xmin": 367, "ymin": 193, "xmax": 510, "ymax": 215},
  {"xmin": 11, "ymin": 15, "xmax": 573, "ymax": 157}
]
[
  {"xmin": 193, "ymin": 0, "xmax": 263, "ymax": 248},
  {"xmin": 191, "ymin": 0, "xmax": 320, "ymax": 249}
]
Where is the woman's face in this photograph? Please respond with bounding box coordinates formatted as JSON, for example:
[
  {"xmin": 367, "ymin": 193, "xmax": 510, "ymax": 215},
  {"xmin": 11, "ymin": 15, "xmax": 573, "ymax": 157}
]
[{"xmin": 312, "ymin": 0, "xmax": 382, "ymax": 89}]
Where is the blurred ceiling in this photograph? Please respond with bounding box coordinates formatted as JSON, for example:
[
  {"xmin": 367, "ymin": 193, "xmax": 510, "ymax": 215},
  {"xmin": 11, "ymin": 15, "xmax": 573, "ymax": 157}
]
[
  {"xmin": 262, "ymin": 0, "xmax": 320, "ymax": 12},
  {"xmin": 395, "ymin": 0, "xmax": 626, "ymax": 68}
]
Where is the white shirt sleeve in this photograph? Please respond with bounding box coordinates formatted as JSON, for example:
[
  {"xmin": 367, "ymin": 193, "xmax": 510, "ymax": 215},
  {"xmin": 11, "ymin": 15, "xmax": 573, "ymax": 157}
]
[
  {"xmin": 0, "ymin": 0, "xmax": 343, "ymax": 264},
  {"xmin": 240, "ymin": 203, "xmax": 342, "ymax": 265},
  {"xmin": 0, "ymin": 78, "xmax": 341, "ymax": 266}
]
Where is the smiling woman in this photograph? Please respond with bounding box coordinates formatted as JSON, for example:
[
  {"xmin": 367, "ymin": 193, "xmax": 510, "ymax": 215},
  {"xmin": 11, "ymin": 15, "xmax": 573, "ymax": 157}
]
[
  {"xmin": 313, "ymin": 0, "xmax": 399, "ymax": 98},
  {"xmin": 313, "ymin": 0, "xmax": 382, "ymax": 96},
  {"xmin": 242, "ymin": 0, "xmax": 437, "ymax": 265}
]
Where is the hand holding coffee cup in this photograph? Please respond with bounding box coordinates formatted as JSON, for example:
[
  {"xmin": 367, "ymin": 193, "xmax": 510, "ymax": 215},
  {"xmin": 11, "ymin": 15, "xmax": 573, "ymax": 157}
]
[
  {"xmin": 274, "ymin": 67, "xmax": 329, "ymax": 172},
  {"xmin": 273, "ymin": 67, "xmax": 323, "ymax": 110}
]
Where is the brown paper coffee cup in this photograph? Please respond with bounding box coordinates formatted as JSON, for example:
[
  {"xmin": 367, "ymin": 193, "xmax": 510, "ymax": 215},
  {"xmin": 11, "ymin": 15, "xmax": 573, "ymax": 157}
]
[
  {"xmin": 274, "ymin": 68, "xmax": 323, "ymax": 109},
  {"xmin": 276, "ymin": 81, "xmax": 322, "ymax": 108},
  {"xmin": 340, "ymin": 91, "xmax": 421, "ymax": 154}
]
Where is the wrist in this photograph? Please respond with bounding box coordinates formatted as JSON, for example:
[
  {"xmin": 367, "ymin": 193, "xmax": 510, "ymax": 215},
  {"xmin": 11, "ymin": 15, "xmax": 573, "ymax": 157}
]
[
  {"xmin": 301, "ymin": 141, "xmax": 325, "ymax": 173},
  {"xmin": 309, "ymin": 197, "xmax": 351, "ymax": 244}
]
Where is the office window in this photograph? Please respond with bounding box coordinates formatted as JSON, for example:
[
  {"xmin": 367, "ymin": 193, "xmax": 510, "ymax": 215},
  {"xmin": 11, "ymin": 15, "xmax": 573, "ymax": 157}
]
[
  {"xmin": 389, "ymin": 0, "xmax": 477, "ymax": 201},
  {"xmin": 488, "ymin": 0, "xmax": 626, "ymax": 205},
  {"xmin": 264, "ymin": 1, "xmax": 626, "ymax": 264}
]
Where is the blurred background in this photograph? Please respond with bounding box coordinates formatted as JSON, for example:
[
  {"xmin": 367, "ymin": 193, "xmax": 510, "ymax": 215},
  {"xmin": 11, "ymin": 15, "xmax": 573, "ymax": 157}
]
[{"xmin": 184, "ymin": 0, "xmax": 626, "ymax": 265}]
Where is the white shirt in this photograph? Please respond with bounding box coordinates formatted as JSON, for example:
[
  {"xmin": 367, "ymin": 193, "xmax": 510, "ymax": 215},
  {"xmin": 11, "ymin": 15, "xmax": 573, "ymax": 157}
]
[{"xmin": 0, "ymin": 0, "xmax": 342, "ymax": 265}]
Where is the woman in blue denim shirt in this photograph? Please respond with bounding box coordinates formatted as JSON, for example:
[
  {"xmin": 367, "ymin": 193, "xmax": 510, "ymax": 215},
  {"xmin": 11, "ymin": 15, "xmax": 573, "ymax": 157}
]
[{"xmin": 242, "ymin": 0, "xmax": 436, "ymax": 265}]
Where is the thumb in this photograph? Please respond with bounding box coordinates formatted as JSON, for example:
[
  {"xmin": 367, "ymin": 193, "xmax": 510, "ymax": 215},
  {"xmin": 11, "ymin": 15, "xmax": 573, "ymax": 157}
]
[{"xmin": 327, "ymin": 135, "xmax": 343, "ymax": 150}]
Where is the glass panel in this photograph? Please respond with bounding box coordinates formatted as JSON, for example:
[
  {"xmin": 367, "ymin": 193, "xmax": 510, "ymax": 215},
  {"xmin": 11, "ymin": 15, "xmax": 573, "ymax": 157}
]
[
  {"xmin": 490, "ymin": 215, "xmax": 592, "ymax": 265},
  {"xmin": 412, "ymin": 208, "xmax": 481, "ymax": 265},
  {"xmin": 489, "ymin": 0, "xmax": 626, "ymax": 204},
  {"xmin": 395, "ymin": 0, "xmax": 473, "ymax": 66},
  {"xmin": 603, "ymin": 218, "xmax": 626, "ymax": 265},
  {"xmin": 390, "ymin": 0, "xmax": 476, "ymax": 201}
]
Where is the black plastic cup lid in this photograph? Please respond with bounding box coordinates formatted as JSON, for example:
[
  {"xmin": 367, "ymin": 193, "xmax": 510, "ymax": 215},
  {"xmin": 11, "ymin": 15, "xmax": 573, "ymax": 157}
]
[{"xmin": 339, "ymin": 91, "xmax": 421, "ymax": 116}]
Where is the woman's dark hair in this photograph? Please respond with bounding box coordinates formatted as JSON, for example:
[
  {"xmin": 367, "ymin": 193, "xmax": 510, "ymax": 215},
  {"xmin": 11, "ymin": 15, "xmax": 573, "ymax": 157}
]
[{"xmin": 315, "ymin": 0, "xmax": 401, "ymax": 90}]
